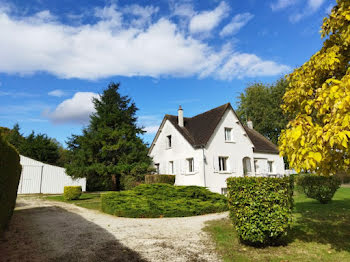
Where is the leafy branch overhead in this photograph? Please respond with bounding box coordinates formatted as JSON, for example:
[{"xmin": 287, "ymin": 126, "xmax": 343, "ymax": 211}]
[{"xmin": 279, "ymin": 0, "xmax": 350, "ymax": 175}]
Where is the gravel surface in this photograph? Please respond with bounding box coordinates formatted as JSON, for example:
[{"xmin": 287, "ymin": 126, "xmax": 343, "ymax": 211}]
[{"xmin": 0, "ymin": 197, "xmax": 228, "ymax": 262}]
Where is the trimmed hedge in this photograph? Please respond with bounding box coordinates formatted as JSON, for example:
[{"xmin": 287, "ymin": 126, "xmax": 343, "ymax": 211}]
[
  {"xmin": 145, "ymin": 174, "xmax": 175, "ymax": 185},
  {"xmin": 0, "ymin": 136, "xmax": 22, "ymax": 233},
  {"xmin": 297, "ymin": 174, "xmax": 341, "ymax": 204},
  {"xmin": 63, "ymin": 186, "xmax": 82, "ymax": 200},
  {"xmin": 227, "ymin": 176, "xmax": 294, "ymax": 246},
  {"xmin": 101, "ymin": 184, "xmax": 227, "ymax": 218}
]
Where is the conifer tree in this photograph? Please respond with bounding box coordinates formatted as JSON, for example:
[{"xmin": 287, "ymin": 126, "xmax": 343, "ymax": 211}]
[{"xmin": 66, "ymin": 83, "xmax": 151, "ymax": 190}]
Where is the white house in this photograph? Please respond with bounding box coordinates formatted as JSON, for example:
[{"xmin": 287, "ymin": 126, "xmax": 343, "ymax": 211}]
[
  {"xmin": 149, "ymin": 103, "xmax": 285, "ymax": 194},
  {"xmin": 18, "ymin": 155, "xmax": 86, "ymax": 194}
]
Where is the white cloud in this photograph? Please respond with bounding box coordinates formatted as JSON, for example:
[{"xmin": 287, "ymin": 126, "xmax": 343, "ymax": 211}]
[
  {"xmin": 220, "ymin": 13, "xmax": 254, "ymax": 37},
  {"xmin": 48, "ymin": 89, "xmax": 66, "ymax": 97},
  {"xmin": 325, "ymin": 4, "xmax": 333, "ymax": 14},
  {"xmin": 138, "ymin": 115, "xmax": 162, "ymax": 134},
  {"xmin": 308, "ymin": 0, "xmax": 325, "ymax": 11},
  {"xmin": 189, "ymin": 1, "xmax": 229, "ymax": 34},
  {"xmin": 143, "ymin": 125, "xmax": 159, "ymax": 134},
  {"xmin": 217, "ymin": 53, "xmax": 290, "ymax": 80},
  {"xmin": 271, "ymin": 0, "xmax": 297, "ymax": 11},
  {"xmin": 44, "ymin": 92, "xmax": 98, "ymax": 124},
  {"xmin": 0, "ymin": 3, "xmax": 289, "ymax": 80}
]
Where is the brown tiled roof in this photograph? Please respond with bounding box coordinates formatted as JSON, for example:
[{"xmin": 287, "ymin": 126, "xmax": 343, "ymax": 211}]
[{"xmin": 162, "ymin": 103, "xmax": 279, "ymax": 154}]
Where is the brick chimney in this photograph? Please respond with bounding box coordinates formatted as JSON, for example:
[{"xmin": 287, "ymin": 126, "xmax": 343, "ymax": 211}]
[
  {"xmin": 178, "ymin": 105, "xmax": 184, "ymax": 127},
  {"xmin": 247, "ymin": 119, "xmax": 253, "ymax": 129}
]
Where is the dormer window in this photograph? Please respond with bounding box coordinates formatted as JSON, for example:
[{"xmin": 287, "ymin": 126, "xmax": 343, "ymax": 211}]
[
  {"xmin": 224, "ymin": 128, "xmax": 233, "ymax": 142},
  {"xmin": 167, "ymin": 135, "xmax": 172, "ymax": 149}
]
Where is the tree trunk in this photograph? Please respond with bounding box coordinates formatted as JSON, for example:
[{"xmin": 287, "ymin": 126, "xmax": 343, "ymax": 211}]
[{"xmin": 111, "ymin": 174, "xmax": 117, "ymax": 191}]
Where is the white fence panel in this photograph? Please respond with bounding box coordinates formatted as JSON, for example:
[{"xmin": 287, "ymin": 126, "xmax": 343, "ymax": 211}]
[
  {"xmin": 18, "ymin": 155, "xmax": 86, "ymax": 194},
  {"xmin": 18, "ymin": 166, "xmax": 43, "ymax": 194}
]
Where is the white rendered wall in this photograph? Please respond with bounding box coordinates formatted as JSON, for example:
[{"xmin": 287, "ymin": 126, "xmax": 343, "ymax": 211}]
[
  {"xmin": 18, "ymin": 155, "xmax": 86, "ymax": 194},
  {"xmin": 149, "ymin": 120, "xmax": 205, "ymax": 187},
  {"xmin": 253, "ymin": 152, "xmax": 285, "ymax": 175},
  {"xmin": 204, "ymin": 109, "xmax": 256, "ymax": 193}
]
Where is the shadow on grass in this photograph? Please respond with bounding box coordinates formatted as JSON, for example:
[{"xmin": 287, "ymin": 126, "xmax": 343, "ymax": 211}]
[
  {"xmin": 0, "ymin": 206, "xmax": 147, "ymax": 262},
  {"xmin": 291, "ymin": 198, "xmax": 350, "ymax": 252}
]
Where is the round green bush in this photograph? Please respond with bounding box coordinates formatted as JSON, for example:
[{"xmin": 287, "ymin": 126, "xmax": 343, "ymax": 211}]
[
  {"xmin": 0, "ymin": 136, "xmax": 22, "ymax": 233},
  {"xmin": 63, "ymin": 186, "xmax": 82, "ymax": 200},
  {"xmin": 297, "ymin": 174, "xmax": 341, "ymax": 204},
  {"xmin": 101, "ymin": 184, "xmax": 227, "ymax": 218},
  {"xmin": 227, "ymin": 176, "xmax": 294, "ymax": 246}
]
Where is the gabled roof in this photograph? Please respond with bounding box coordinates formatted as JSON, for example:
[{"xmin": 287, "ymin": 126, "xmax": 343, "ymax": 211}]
[{"xmin": 150, "ymin": 103, "xmax": 279, "ymax": 154}]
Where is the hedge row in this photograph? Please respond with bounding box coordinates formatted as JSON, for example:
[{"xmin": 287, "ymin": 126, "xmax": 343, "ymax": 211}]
[
  {"xmin": 297, "ymin": 173, "xmax": 341, "ymax": 204},
  {"xmin": 227, "ymin": 176, "xmax": 294, "ymax": 246},
  {"xmin": 145, "ymin": 174, "xmax": 175, "ymax": 185},
  {"xmin": 0, "ymin": 136, "xmax": 22, "ymax": 233},
  {"xmin": 63, "ymin": 186, "xmax": 82, "ymax": 200},
  {"xmin": 101, "ymin": 184, "xmax": 227, "ymax": 218}
]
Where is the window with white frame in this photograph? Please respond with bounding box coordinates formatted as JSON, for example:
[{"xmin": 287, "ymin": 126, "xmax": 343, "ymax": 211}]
[
  {"xmin": 166, "ymin": 135, "xmax": 172, "ymax": 148},
  {"xmin": 187, "ymin": 158, "xmax": 194, "ymax": 173},
  {"xmin": 169, "ymin": 161, "xmax": 174, "ymax": 174},
  {"xmin": 268, "ymin": 161, "xmax": 273, "ymax": 173},
  {"xmin": 221, "ymin": 188, "xmax": 228, "ymax": 195},
  {"xmin": 224, "ymin": 128, "xmax": 233, "ymax": 141},
  {"xmin": 155, "ymin": 163, "xmax": 160, "ymax": 174},
  {"xmin": 218, "ymin": 156, "xmax": 228, "ymax": 172}
]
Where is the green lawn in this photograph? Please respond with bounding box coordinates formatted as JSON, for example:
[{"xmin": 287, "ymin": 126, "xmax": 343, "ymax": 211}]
[
  {"xmin": 45, "ymin": 193, "xmax": 102, "ymax": 211},
  {"xmin": 204, "ymin": 187, "xmax": 350, "ymax": 262}
]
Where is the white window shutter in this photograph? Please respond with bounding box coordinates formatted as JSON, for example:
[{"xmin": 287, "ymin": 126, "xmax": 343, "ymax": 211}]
[
  {"xmin": 213, "ymin": 155, "xmax": 218, "ymax": 173},
  {"xmin": 194, "ymin": 157, "xmax": 200, "ymax": 173},
  {"xmin": 229, "ymin": 158, "xmax": 235, "ymax": 173},
  {"xmin": 181, "ymin": 159, "xmax": 186, "ymax": 174}
]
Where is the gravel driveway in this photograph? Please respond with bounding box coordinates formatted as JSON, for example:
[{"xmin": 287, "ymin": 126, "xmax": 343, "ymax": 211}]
[{"xmin": 0, "ymin": 197, "xmax": 227, "ymax": 262}]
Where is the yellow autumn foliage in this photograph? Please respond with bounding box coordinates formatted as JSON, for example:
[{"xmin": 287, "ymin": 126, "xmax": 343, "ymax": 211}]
[{"xmin": 279, "ymin": 0, "xmax": 350, "ymax": 175}]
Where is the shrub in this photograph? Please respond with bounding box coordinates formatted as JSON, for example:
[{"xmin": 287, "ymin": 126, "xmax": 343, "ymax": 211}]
[
  {"xmin": 0, "ymin": 136, "xmax": 22, "ymax": 233},
  {"xmin": 334, "ymin": 171, "xmax": 350, "ymax": 184},
  {"xmin": 63, "ymin": 186, "xmax": 82, "ymax": 200},
  {"xmin": 145, "ymin": 174, "xmax": 175, "ymax": 185},
  {"xmin": 227, "ymin": 176, "xmax": 294, "ymax": 246},
  {"xmin": 101, "ymin": 184, "xmax": 227, "ymax": 218},
  {"xmin": 121, "ymin": 175, "xmax": 142, "ymax": 190},
  {"xmin": 297, "ymin": 174, "xmax": 341, "ymax": 204}
]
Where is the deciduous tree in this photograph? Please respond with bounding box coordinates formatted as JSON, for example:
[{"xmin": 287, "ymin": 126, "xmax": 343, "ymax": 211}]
[
  {"xmin": 237, "ymin": 78, "xmax": 289, "ymax": 145},
  {"xmin": 279, "ymin": 0, "xmax": 350, "ymax": 175}
]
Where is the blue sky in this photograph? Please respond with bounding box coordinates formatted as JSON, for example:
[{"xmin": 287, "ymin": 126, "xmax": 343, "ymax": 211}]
[{"xmin": 0, "ymin": 0, "xmax": 335, "ymax": 146}]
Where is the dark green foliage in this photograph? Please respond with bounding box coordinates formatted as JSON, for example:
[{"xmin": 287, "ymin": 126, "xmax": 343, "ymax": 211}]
[
  {"xmin": 297, "ymin": 174, "xmax": 341, "ymax": 204},
  {"xmin": 66, "ymin": 83, "xmax": 152, "ymax": 191},
  {"xmin": 0, "ymin": 136, "xmax": 22, "ymax": 233},
  {"xmin": 2, "ymin": 124, "xmax": 65, "ymax": 166},
  {"xmin": 145, "ymin": 174, "xmax": 175, "ymax": 185},
  {"xmin": 227, "ymin": 176, "xmax": 294, "ymax": 246},
  {"xmin": 334, "ymin": 171, "xmax": 350, "ymax": 184},
  {"xmin": 63, "ymin": 186, "xmax": 82, "ymax": 200},
  {"xmin": 20, "ymin": 132, "xmax": 60, "ymax": 165},
  {"xmin": 236, "ymin": 78, "xmax": 289, "ymax": 145},
  {"xmin": 101, "ymin": 184, "xmax": 228, "ymax": 218}
]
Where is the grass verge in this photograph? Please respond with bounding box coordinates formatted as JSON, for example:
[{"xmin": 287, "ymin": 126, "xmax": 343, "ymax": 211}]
[
  {"xmin": 204, "ymin": 187, "xmax": 350, "ymax": 262},
  {"xmin": 45, "ymin": 193, "xmax": 101, "ymax": 211}
]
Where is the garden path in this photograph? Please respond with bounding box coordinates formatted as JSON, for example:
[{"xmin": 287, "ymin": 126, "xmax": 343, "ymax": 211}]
[{"xmin": 0, "ymin": 197, "xmax": 227, "ymax": 262}]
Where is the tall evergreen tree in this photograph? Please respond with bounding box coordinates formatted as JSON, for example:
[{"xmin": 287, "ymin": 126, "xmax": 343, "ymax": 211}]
[
  {"xmin": 20, "ymin": 132, "xmax": 60, "ymax": 165},
  {"xmin": 66, "ymin": 83, "xmax": 151, "ymax": 191},
  {"xmin": 6, "ymin": 123, "xmax": 25, "ymax": 150}
]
